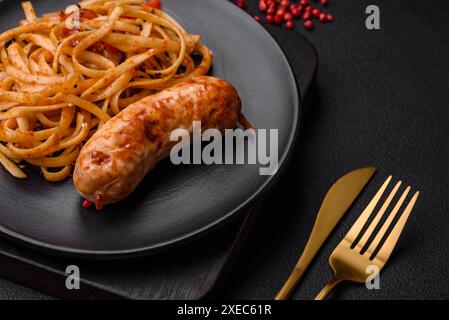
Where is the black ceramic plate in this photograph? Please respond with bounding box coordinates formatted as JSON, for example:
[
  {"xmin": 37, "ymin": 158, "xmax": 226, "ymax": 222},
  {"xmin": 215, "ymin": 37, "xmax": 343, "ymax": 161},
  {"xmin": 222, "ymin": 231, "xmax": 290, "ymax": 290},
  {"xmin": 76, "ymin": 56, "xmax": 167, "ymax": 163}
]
[{"xmin": 0, "ymin": 0, "xmax": 299, "ymax": 259}]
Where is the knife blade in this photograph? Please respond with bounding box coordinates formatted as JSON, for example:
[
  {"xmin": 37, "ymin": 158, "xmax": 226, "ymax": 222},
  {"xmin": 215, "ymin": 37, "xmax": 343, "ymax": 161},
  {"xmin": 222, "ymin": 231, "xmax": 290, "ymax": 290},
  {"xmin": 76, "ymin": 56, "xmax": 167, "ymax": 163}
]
[{"xmin": 275, "ymin": 167, "xmax": 376, "ymax": 300}]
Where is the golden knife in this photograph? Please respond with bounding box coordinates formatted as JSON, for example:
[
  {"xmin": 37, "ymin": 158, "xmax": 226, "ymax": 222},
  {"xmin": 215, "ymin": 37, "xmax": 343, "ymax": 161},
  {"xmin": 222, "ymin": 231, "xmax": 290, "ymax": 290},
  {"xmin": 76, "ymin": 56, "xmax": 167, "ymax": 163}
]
[{"xmin": 275, "ymin": 167, "xmax": 376, "ymax": 300}]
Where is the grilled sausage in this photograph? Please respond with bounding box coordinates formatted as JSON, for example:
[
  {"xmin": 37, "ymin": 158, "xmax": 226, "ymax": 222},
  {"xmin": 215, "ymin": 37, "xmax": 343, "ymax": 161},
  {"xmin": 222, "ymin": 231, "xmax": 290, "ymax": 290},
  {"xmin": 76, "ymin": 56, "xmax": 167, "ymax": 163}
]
[{"xmin": 73, "ymin": 76, "xmax": 242, "ymax": 208}]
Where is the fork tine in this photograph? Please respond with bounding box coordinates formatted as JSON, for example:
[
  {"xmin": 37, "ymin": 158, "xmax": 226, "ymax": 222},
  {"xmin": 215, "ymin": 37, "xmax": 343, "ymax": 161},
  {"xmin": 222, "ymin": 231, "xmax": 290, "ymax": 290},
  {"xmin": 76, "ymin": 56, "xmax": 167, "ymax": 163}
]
[
  {"xmin": 355, "ymin": 181, "xmax": 402, "ymax": 251},
  {"xmin": 365, "ymin": 186, "xmax": 411, "ymax": 256},
  {"xmin": 373, "ymin": 191, "xmax": 420, "ymax": 263},
  {"xmin": 344, "ymin": 176, "xmax": 392, "ymax": 244}
]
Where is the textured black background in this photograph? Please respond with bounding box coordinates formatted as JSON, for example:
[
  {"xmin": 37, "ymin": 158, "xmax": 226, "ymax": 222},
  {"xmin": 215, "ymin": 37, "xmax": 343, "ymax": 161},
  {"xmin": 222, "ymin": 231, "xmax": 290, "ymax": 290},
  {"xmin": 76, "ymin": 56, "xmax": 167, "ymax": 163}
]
[{"xmin": 1, "ymin": 0, "xmax": 449, "ymax": 299}]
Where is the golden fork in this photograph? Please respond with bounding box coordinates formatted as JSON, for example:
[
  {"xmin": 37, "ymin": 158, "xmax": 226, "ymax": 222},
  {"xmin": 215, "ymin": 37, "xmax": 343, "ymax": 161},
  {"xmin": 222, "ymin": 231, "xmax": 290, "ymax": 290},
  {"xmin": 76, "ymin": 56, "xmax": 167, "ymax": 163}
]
[{"xmin": 315, "ymin": 176, "xmax": 420, "ymax": 300}]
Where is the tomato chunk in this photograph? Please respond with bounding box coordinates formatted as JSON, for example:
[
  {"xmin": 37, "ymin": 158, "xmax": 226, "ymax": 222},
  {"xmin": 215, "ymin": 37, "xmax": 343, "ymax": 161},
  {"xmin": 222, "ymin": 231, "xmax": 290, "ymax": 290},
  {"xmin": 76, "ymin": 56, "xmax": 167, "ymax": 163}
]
[{"xmin": 142, "ymin": 0, "xmax": 162, "ymax": 10}]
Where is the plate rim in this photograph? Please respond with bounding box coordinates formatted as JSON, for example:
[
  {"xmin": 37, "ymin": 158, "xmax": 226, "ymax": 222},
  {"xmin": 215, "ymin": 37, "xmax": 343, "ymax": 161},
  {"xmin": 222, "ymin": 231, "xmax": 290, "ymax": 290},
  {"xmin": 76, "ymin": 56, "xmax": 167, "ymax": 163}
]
[{"xmin": 0, "ymin": 0, "xmax": 301, "ymax": 259}]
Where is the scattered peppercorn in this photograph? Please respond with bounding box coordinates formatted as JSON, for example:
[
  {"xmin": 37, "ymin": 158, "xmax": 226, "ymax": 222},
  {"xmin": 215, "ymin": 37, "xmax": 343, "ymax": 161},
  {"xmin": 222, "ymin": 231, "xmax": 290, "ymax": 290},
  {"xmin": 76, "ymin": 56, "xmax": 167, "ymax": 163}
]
[
  {"xmin": 274, "ymin": 13, "xmax": 283, "ymax": 24},
  {"xmin": 283, "ymin": 12, "xmax": 293, "ymax": 22},
  {"xmin": 291, "ymin": 6, "xmax": 302, "ymax": 17},
  {"xmin": 276, "ymin": 8, "xmax": 286, "ymax": 16},
  {"xmin": 304, "ymin": 19, "xmax": 314, "ymax": 30},
  {"xmin": 82, "ymin": 199, "xmax": 93, "ymax": 209},
  {"xmin": 319, "ymin": 12, "xmax": 327, "ymax": 23},
  {"xmin": 302, "ymin": 11, "xmax": 311, "ymax": 20},
  {"xmin": 285, "ymin": 20, "xmax": 295, "ymax": 30},
  {"xmin": 237, "ymin": 0, "xmax": 247, "ymax": 9},
  {"xmin": 236, "ymin": 0, "xmax": 335, "ymax": 32}
]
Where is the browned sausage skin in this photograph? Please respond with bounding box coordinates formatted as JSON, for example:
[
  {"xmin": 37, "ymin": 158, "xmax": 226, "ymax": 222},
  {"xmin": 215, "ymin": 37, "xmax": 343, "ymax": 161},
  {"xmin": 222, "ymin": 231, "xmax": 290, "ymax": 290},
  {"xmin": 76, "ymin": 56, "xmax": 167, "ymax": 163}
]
[{"xmin": 73, "ymin": 76, "xmax": 242, "ymax": 207}]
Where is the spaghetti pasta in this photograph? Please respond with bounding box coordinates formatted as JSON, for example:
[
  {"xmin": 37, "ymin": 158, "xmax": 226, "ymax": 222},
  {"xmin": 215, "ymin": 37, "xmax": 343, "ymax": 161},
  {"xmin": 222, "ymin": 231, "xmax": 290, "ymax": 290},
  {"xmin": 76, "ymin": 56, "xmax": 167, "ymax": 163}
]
[{"xmin": 0, "ymin": 0, "xmax": 212, "ymax": 181}]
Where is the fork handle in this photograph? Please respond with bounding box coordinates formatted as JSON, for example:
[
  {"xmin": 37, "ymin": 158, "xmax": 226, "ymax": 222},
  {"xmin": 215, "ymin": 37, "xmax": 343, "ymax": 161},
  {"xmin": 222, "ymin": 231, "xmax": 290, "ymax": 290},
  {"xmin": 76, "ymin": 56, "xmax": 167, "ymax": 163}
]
[{"xmin": 314, "ymin": 275, "xmax": 344, "ymax": 300}]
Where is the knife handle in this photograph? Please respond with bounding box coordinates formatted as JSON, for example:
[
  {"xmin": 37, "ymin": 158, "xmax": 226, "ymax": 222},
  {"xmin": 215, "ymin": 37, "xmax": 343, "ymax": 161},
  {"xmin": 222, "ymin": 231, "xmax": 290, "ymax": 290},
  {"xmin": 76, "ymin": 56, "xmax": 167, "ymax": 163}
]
[
  {"xmin": 275, "ymin": 167, "xmax": 376, "ymax": 300},
  {"xmin": 274, "ymin": 264, "xmax": 306, "ymax": 300}
]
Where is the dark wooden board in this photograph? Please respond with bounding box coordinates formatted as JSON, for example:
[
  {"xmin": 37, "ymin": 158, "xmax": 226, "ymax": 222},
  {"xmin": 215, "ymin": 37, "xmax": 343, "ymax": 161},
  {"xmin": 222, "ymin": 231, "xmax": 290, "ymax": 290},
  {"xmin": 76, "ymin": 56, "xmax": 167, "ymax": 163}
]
[{"xmin": 0, "ymin": 28, "xmax": 317, "ymax": 299}]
